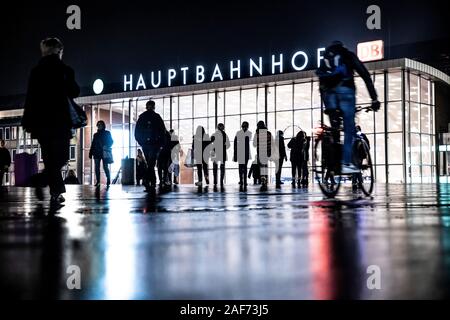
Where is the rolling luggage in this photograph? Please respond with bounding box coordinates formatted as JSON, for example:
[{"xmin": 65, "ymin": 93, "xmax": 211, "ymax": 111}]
[
  {"xmin": 121, "ymin": 157, "xmax": 135, "ymax": 185},
  {"xmin": 14, "ymin": 152, "xmax": 39, "ymax": 187}
]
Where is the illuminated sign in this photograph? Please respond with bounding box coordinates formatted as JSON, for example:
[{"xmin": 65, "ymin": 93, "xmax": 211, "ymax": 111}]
[
  {"xmin": 357, "ymin": 40, "xmax": 384, "ymax": 62},
  {"xmin": 119, "ymin": 40, "xmax": 383, "ymax": 92}
]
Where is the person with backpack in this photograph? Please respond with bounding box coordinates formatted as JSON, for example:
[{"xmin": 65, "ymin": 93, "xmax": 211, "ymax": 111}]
[
  {"xmin": 316, "ymin": 40, "xmax": 380, "ymax": 174},
  {"xmin": 135, "ymin": 100, "xmax": 167, "ymax": 191},
  {"xmin": 89, "ymin": 120, "xmax": 114, "ymax": 188}
]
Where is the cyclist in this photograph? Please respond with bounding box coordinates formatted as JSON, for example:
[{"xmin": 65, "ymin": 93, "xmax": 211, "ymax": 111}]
[{"xmin": 316, "ymin": 41, "xmax": 380, "ymax": 174}]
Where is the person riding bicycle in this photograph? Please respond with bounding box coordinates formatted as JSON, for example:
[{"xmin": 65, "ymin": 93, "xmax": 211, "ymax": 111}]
[{"xmin": 316, "ymin": 40, "xmax": 380, "ymax": 174}]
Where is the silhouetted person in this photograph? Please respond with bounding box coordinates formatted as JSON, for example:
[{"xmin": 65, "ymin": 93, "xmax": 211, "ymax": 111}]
[
  {"xmin": 288, "ymin": 131, "xmax": 305, "ymax": 187},
  {"xmin": 135, "ymin": 100, "xmax": 167, "ymax": 191},
  {"xmin": 22, "ymin": 37, "xmax": 80, "ymax": 207},
  {"xmin": 275, "ymin": 130, "xmax": 287, "ymax": 188},
  {"xmin": 233, "ymin": 121, "xmax": 252, "ymax": 191},
  {"xmin": 192, "ymin": 126, "xmax": 211, "ymax": 187},
  {"xmin": 352, "ymin": 125, "xmax": 370, "ymax": 191},
  {"xmin": 301, "ymin": 133, "xmax": 311, "ymax": 187},
  {"xmin": 89, "ymin": 120, "xmax": 113, "ymax": 187},
  {"xmin": 211, "ymin": 123, "xmax": 230, "ymax": 188},
  {"xmin": 248, "ymin": 159, "xmax": 261, "ymax": 185},
  {"xmin": 254, "ymin": 121, "xmax": 273, "ymax": 192},
  {"xmin": 158, "ymin": 130, "xmax": 172, "ymax": 187},
  {"xmin": 0, "ymin": 140, "xmax": 11, "ymax": 186},
  {"xmin": 136, "ymin": 149, "xmax": 147, "ymax": 186},
  {"xmin": 169, "ymin": 129, "xmax": 182, "ymax": 185},
  {"xmin": 64, "ymin": 169, "xmax": 80, "ymax": 185}
]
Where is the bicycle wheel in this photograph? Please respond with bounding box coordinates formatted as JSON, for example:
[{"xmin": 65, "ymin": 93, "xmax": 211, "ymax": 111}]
[
  {"xmin": 313, "ymin": 136, "xmax": 341, "ymax": 198},
  {"xmin": 355, "ymin": 140, "xmax": 374, "ymax": 196}
]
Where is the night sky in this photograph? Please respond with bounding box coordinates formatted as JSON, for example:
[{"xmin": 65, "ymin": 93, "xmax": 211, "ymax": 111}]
[{"xmin": 0, "ymin": 0, "xmax": 449, "ymax": 97}]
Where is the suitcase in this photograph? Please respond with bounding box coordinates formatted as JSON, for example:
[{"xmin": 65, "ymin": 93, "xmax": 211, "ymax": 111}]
[
  {"xmin": 121, "ymin": 158, "xmax": 135, "ymax": 185},
  {"xmin": 14, "ymin": 152, "xmax": 39, "ymax": 187}
]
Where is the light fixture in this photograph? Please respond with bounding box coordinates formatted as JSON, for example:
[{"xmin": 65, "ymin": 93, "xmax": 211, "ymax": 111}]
[{"xmin": 93, "ymin": 79, "xmax": 104, "ymax": 95}]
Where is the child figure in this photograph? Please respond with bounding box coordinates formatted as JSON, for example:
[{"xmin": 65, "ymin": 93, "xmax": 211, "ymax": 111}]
[{"xmin": 248, "ymin": 158, "xmax": 261, "ymax": 185}]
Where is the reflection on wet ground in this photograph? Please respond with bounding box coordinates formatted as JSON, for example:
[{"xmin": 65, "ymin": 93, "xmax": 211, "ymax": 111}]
[{"xmin": 0, "ymin": 183, "xmax": 449, "ymax": 299}]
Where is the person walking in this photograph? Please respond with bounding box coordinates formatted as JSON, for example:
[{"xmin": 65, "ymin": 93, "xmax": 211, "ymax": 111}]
[
  {"xmin": 248, "ymin": 159, "xmax": 261, "ymax": 185},
  {"xmin": 157, "ymin": 130, "xmax": 172, "ymax": 188},
  {"xmin": 192, "ymin": 126, "xmax": 211, "ymax": 187},
  {"xmin": 135, "ymin": 100, "xmax": 167, "ymax": 191},
  {"xmin": 300, "ymin": 132, "xmax": 311, "ymax": 188},
  {"xmin": 275, "ymin": 130, "xmax": 287, "ymax": 188},
  {"xmin": 89, "ymin": 120, "xmax": 114, "ymax": 187},
  {"xmin": 211, "ymin": 123, "xmax": 230, "ymax": 189},
  {"xmin": 352, "ymin": 125, "xmax": 370, "ymax": 191},
  {"xmin": 287, "ymin": 131, "xmax": 305, "ymax": 188},
  {"xmin": 254, "ymin": 121, "xmax": 273, "ymax": 192},
  {"xmin": 0, "ymin": 140, "xmax": 11, "ymax": 186},
  {"xmin": 233, "ymin": 121, "xmax": 252, "ymax": 191},
  {"xmin": 169, "ymin": 129, "xmax": 182, "ymax": 185},
  {"xmin": 135, "ymin": 149, "xmax": 147, "ymax": 186},
  {"xmin": 22, "ymin": 37, "xmax": 80, "ymax": 207}
]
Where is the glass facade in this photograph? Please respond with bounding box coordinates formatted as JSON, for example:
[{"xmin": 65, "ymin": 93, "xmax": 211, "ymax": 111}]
[
  {"xmin": 74, "ymin": 68, "xmax": 437, "ymax": 185},
  {"xmin": 0, "ymin": 61, "xmax": 441, "ymax": 186}
]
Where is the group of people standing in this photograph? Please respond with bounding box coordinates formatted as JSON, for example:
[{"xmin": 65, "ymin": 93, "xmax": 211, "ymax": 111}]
[{"xmin": 187, "ymin": 120, "xmax": 311, "ymax": 192}]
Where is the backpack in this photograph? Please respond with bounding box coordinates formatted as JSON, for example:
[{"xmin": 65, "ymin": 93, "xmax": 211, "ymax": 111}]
[
  {"xmin": 136, "ymin": 113, "xmax": 164, "ymax": 146},
  {"xmin": 316, "ymin": 47, "xmax": 352, "ymax": 89}
]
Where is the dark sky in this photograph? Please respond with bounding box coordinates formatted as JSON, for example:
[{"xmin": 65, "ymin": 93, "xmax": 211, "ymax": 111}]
[{"xmin": 0, "ymin": 0, "xmax": 449, "ymax": 96}]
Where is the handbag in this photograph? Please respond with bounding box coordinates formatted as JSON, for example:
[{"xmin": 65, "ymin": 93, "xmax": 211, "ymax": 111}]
[
  {"xmin": 102, "ymin": 147, "xmax": 114, "ymax": 164},
  {"xmin": 68, "ymin": 98, "xmax": 88, "ymax": 129},
  {"xmin": 184, "ymin": 148, "xmax": 195, "ymax": 168}
]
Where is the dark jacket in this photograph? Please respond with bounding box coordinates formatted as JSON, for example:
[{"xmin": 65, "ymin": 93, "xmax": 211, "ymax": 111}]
[
  {"xmin": 134, "ymin": 110, "xmax": 167, "ymax": 147},
  {"xmin": 303, "ymin": 137, "xmax": 311, "ymax": 162},
  {"xmin": 254, "ymin": 129, "xmax": 273, "ymax": 161},
  {"xmin": 0, "ymin": 147, "xmax": 11, "ymax": 168},
  {"xmin": 233, "ymin": 130, "xmax": 252, "ymax": 164},
  {"xmin": 278, "ymin": 135, "xmax": 287, "ymax": 160},
  {"xmin": 317, "ymin": 43, "xmax": 378, "ymax": 101},
  {"xmin": 22, "ymin": 54, "xmax": 80, "ymax": 140},
  {"xmin": 192, "ymin": 133, "xmax": 211, "ymax": 164},
  {"xmin": 288, "ymin": 137, "xmax": 304, "ymax": 162},
  {"xmin": 358, "ymin": 132, "xmax": 370, "ymax": 149},
  {"xmin": 89, "ymin": 130, "xmax": 114, "ymax": 159},
  {"xmin": 211, "ymin": 129, "xmax": 230, "ymax": 162},
  {"xmin": 158, "ymin": 131, "xmax": 172, "ymax": 161}
]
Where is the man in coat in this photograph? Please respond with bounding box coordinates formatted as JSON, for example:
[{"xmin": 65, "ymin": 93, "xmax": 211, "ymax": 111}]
[
  {"xmin": 134, "ymin": 100, "xmax": 167, "ymax": 191},
  {"xmin": 22, "ymin": 37, "xmax": 80, "ymax": 206},
  {"xmin": 233, "ymin": 121, "xmax": 252, "ymax": 191}
]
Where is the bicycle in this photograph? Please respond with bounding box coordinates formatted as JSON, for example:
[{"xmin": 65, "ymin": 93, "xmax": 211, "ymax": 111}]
[{"xmin": 313, "ymin": 106, "xmax": 374, "ymax": 198}]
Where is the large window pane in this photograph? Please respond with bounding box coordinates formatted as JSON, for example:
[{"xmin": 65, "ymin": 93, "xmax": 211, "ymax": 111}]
[
  {"xmin": 179, "ymin": 119, "xmax": 193, "ymax": 145},
  {"xmin": 421, "ymin": 104, "xmax": 431, "ymax": 134},
  {"xmin": 374, "ymin": 73, "xmax": 385, "ymax": 102},
  {"xmin": 312, "ymin": 81, "xmax": 321, "ymax": 108},
  {"xmin": 356, "ymin": 105, "xmax": 374, "ymax": 134},
  {"xmin": 388, "ymin": 133, "xmax": 403, "ymax": 164},
  {"xmin": 294, "ymin": 82, "xmax": 312, "ymax": 109},
  {"xmin": 388, "ymin": 72, "xmax": 402, "ymax": 101},
  {"xmin": 422, "ymin": 135, "xmax": 431, "ymax": 165},
  {"xmin": 267, "ymin": 86, "xmax": 275, "ymax": 112},
  {"xmin": 420, "ymin": 78, "xmax": 430, "ymax": 104},
  {"xmin": 241, "ymin": 89, "xmax": 257, "ymax": 115},
  {"xmin": 294, "ymin": 110, "xmax": 312, "ymax": 135},
  {"xmin": 194, "ymin": 94, "xmax": 208, "ymax": 118},
  {"xmin": 409, "ymin": 73, "xmax": 420, "ymax": 103},
  {"xmin": 387, "ymin": 102, "xmax": 402, "ymax": 132},
  {"xmin": 225, "ymin": 90, "xmax": 240, "ymax": 116},
  {"xmin": 410, "ymin": 133, "xmax": 421, "ymax": 165},
  {"xmin": 375, "ymin": 134, "xmax": 385, "ymax": 165},
  {"xmin": 355, "ymin": 77, "xmax": 372, "ymax": 104},
  {"xmin": 179, "ymin": 95, "xmax": 192, "ymax": 119},
  {"xmin": 276, "ymin": 85, "xmax": 293, "ymax": 111},
  {"xmin": 410, "ymin": 103, "xmax": 419, "ymax": 133},
  {"xmin": 388, "ymin": 165, "xmax": 404, "ymax": 183},
  {"xmin": 276, "ymin": 111, "xmax": 292, "ymax": 133}
]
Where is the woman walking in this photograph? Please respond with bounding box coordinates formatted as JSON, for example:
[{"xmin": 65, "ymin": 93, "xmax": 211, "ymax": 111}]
[{"xmin": 89, "ymin": 120, "xmax": 114, "ymax": 187}]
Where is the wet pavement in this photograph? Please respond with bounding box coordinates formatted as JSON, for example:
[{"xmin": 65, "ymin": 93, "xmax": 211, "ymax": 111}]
[{"xmin": 0, "ymin": 183, "xmax": 449, "ymax": 300}]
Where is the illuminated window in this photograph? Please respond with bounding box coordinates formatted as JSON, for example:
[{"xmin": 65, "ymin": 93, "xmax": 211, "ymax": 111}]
[
  {"xmin": 388, "ymin": 72, "xmax": 402, "ymax": 101},
  {"xmin": 276, "ymin": 85, "xmax": 292, "ymax": 111}
]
